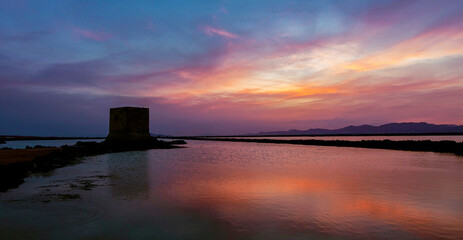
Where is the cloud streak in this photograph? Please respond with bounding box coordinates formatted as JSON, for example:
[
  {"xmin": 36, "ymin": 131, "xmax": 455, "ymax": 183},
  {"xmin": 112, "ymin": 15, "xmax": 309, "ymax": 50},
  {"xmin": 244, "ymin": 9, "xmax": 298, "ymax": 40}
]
[
  {"xmin": 72, "ymin": 27, "xmax": 112, "ymax": 41},
  {"xmin": 1, "ymin": 1, "xmax": 463, "ymax": 135},
  {"xmin": 202, "ymin": 25, "xmax": 239, "ymax": 39}
]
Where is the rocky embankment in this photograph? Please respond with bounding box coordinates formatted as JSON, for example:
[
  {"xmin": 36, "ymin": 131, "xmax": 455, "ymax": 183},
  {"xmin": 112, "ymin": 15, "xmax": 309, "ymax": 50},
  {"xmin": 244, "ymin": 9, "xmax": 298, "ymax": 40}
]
[{"xmin": 0, "ymin": 138, "xmax": 186, "ymax": 192}]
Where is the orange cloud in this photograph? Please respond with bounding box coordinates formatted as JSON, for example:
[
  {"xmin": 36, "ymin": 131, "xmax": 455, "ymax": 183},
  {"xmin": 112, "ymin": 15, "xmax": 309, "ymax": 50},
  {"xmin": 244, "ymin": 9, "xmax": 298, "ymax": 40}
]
[{"xmin": 344, "ymin": 27, "xmax": 463, "ymax": 72}]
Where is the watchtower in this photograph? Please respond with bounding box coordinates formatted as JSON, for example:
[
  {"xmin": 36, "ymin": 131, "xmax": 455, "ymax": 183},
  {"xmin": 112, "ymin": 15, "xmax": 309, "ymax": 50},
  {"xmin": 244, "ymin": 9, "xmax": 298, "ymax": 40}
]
[{"xmin": 107, "ymin": 107, "xmax": 151, "ymax": 141}]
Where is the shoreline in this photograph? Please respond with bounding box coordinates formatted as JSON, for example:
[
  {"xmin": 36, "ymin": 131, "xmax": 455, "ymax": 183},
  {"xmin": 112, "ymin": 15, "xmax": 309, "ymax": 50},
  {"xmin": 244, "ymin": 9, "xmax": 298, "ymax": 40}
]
[
  {"xmin": 171, "ymin": 137, "xmax": 463, "ymax": 156},
  {"xmin": 167, "ymin": 132, "xmax": 463, "ymax": 138},
  {"xmin": 0, "ymin": 136, "xmax": 105, "ymax": 141},
  {"xmin": 0, "ymin": 138, "xmax": 186, "ymax": 192}
]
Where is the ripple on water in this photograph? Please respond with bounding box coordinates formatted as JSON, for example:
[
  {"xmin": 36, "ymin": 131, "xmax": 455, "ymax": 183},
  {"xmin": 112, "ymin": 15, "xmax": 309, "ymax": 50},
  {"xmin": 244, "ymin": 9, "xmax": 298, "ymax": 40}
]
[{"xmin": 0, "ymin": 203, "xmax": 103, "ymax": 239}]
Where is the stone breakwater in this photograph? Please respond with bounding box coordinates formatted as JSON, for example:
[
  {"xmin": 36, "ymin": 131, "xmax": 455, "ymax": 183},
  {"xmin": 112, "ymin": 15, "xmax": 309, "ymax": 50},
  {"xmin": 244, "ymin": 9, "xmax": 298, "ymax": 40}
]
[{"xmin": 0, "ymin": 138, "xmax": 186, "ymax": 192}]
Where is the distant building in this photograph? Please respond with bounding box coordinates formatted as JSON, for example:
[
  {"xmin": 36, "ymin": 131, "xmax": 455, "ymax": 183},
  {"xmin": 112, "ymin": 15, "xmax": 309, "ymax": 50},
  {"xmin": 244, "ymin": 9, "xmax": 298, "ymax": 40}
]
[{"xmin": 106, "ymin": 107, "xmax": 151, "ymax": 141}]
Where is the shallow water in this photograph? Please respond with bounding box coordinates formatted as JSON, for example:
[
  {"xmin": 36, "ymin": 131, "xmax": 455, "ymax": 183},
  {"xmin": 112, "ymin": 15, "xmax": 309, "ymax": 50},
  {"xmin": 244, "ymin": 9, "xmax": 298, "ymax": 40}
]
[
  {"xmin": 216, "ymin": 135, "xmax": 463, "ymax": 142},
  {"xmin": 1, "ymin": 140, "xmax": 463, "ymax": 239}
]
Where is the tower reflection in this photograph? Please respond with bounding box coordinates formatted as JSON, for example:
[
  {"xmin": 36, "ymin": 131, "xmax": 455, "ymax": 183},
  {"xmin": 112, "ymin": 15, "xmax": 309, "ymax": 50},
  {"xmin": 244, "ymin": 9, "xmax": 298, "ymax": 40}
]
[{"xmin": 108, "ymin": 151, "xmax": 150, "ymax": 200}]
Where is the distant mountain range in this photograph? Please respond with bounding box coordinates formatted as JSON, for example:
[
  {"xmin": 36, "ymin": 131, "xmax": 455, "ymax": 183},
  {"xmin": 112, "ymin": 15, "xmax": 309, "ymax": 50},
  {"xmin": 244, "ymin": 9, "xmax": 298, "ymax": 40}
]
[{"xmin": 251, "ymin": 122, "xmax": 463, "ymax": 136}]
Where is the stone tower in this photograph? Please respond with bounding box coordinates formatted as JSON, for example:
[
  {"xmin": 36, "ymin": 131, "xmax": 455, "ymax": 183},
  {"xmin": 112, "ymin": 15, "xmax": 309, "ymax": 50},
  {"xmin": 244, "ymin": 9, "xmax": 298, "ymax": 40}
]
[{"xmin": 106, "ymin": 107, "xmax": 151, "ymax": 141}]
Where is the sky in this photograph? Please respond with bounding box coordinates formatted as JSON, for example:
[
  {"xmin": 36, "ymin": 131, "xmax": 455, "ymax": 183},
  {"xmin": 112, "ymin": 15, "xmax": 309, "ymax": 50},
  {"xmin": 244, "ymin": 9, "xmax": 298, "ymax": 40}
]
[{"xmin": 1, "ymin": 0, "xmax": 462, "ymax": 136}]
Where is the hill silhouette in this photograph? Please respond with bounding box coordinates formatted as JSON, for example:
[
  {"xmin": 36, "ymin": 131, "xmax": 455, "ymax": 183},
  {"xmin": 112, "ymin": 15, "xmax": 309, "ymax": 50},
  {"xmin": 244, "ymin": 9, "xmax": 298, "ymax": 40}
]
[{"xmin": 252, "ymin": 122, "xmax": 463, "ymax": 136}]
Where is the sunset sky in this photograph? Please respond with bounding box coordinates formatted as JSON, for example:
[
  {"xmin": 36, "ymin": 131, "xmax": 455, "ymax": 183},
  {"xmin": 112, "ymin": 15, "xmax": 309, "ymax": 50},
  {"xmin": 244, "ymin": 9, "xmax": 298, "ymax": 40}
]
[{"xmin": 1, "ymin": 0, "xmax": 462, "ymax": 136}]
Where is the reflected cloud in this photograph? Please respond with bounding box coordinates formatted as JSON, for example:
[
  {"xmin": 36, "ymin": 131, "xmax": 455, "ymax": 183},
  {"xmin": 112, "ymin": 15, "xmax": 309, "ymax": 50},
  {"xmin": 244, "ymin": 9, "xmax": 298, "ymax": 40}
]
[{"xmin": 154, "ymin": 160, "xmax": 463, "ymax": 238}]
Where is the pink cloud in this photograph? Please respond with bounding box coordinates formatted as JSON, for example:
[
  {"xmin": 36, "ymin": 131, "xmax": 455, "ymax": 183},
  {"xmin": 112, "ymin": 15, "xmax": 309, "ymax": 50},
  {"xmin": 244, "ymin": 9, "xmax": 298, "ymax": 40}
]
[
  {"xmin": 72, "ymin": 28, "xmax": 112, "ymax": 41},
  {"xmin": 203, "ymin": 25, "xmax": 239, "ymax": 39}
]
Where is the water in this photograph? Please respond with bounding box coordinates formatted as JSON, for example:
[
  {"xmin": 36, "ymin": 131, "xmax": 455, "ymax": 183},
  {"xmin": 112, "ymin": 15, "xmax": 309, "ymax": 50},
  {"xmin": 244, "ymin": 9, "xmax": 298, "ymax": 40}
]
[
  {"xmin": 1, "ymin": 139, "xmax": 104, "ymax": 149},
  {"xmin": 2, "ymin": 136, "xmax": 462, "ymax": 150},
  {"xmin": 1, "ymin": 140, "xmax": 462, "ymax": 239},
  {"xmin": 215, "ymin": 135, "xmax": 463, "ymax": 142}
]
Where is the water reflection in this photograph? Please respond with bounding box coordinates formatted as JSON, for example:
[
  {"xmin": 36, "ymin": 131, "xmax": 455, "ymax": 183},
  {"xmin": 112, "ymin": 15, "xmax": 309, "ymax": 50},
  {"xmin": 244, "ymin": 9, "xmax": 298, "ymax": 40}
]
[
  {"xmin": 1, "ymin": 140, "xmax": 462, "ymax": 239},
  {"xmin": 215, "ymin": 135, "xmax": 463, "ymax": 142},
  {"xmin": 107, "ymin": 151, "xmax": 150, "ymax": 200},
  {"xmin": 145, "ymin": 142, "xmax": 463, "ymax": 239}
]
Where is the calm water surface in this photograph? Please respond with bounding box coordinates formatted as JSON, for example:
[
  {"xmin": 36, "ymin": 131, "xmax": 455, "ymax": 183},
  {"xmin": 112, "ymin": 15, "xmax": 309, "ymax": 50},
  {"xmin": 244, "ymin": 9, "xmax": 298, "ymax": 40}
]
[
  {"xmin": 1, "ymin": 140, "xmax": 462, "ymax": 239},
  {"xmin": 217, "ymin": 135, "xmax": 463, "ymax": 142}
]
